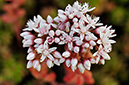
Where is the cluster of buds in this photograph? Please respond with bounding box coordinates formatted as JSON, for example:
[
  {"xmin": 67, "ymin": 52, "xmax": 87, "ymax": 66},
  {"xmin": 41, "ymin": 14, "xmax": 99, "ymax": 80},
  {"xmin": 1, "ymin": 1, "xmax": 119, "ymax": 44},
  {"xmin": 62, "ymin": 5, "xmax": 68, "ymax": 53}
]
[{"xmin": 20, "ymin": 1, "xmax": 116, "ymax": 73}]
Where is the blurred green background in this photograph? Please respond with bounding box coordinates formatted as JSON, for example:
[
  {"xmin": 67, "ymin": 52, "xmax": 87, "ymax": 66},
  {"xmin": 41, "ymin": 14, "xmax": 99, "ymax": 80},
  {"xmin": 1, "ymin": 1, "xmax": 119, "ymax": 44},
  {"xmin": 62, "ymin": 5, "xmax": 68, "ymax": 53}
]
[{"xmin": 0, "ymin": 0, "xmax": 129, "ymax": 85}]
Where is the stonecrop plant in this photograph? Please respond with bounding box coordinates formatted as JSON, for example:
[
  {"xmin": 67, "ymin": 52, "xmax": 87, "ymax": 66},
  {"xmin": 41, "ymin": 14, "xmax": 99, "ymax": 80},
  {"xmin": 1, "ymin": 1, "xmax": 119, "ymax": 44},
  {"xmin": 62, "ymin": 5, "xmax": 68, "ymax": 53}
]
[{"xmin": 20, "ymin": 1, "xmax": 116, "ymax": 73}]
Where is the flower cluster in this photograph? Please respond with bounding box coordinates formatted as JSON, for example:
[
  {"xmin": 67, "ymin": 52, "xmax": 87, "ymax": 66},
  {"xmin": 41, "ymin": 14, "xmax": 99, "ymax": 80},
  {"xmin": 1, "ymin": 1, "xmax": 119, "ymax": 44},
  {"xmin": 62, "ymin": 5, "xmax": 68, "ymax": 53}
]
[{"xmin": 20, "ymin": 1, "xmax": 116, "ymax": 73}]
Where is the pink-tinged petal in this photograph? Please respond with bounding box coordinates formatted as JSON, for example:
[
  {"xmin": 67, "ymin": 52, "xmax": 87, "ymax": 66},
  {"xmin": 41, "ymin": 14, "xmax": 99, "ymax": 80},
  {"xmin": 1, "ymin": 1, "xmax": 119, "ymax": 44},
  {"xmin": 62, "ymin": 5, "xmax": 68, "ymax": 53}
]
[
  {"xmin": 58, "ymin": 14, "xmax": 67, "ymax": 22},
  {"xmin": 27, "ymin": 61, "xmax": 33, "ymax": 68},
  {"xmin": 20, "ymin": 32, "xmax": 30, "ymax": 37},
  {"xmin": 96, "ymin": 23, "xmax": 103, "ymax": 26},
  {"xmin": 85, "ymin": 35, "xmax": 91, "ymax": 41},
  {"xmin": 73, "ymin": 18, "xmax": 78, "ymax": 22},
  {"xmin": 33, "ymin": 60, "xmax": 39, "ymax": 68},
  {"xmin": 62, "ymin": 51, "xmax": 71, "ymax": 58},
  {"xmin": 110, "ymin": 30, "xmax": 115, "ymax": 34},
  {"xmin": 27, "ymin": 52, "xmax": 36, "ymax": 60},
  {"xmin": 74, "ymin": 22, "xmax": 79, "ymax": 28},
  {"xmin": 44, "ymin": 41, "xmax": 48, "ymax": 49},
  {"xmin": 98, "ymin": 45, "xmax": 103, "ymax": 50},
  {"xmin": 47, "ymin": 54, "xmax": 54, "ymax": 61},
  {"xmin": 47, "ymin": 15, "xmax": 53, "ymax": 23},
  {"xmin": 71, "ymin": 66, "xmax": 77, "ymax": 72},
  {"xmin": 33, "ymin": 28, "xmax": 39, "ymax": 33},
  {"xmin": 73, "ymin": 46, "xmax": 80, "ymax": 53},
  {"xmin": 91, "ymin": 33, "xmax": 98, "ymax": 40},
  {"xmin": 51, "ymin": 24, "xmax": 57, "ymax": 28},
  {"xmin": 108, "ymin": 40, "xmax": 116, "ymax": 44},
  {"xmin": 37, "ymin": 34, "xmax": 43, "ymax": 37},
  {"xmin": 36, "ymin": 64, "xmax": 41, "ymax": 71},
  {"xmin": 37, "ymin": 15, "xmax": 46, "ymax": 22},
  {"xmin": 23, "ymin": 28, "xmax": 32, "ymax": 31},
  {"xmin": 89, "ymin": 46, "xmax": 93, "ymax": 50},
  {"xmin": 47, "ymin": 60, "xmax": 53, "ymax": 68},
  {"xmin": 97, "ymin": 39, "xmax": 102, "ymax": 44},
  {"xmin": 33, "ymin": 16, "xmax": 37, "ymax": 22},
  {"xmin": 54, "ymin": 59, "xmax": 60, "ymax": 66},
  {"xmin": 71, "ymin": 58, "xmax": 78, "ymax": 67},
  {"xmin": 23, "ymin": 39, "xmax": 33, "ymax": 47},
  {"xmin": 84, "ymin": 60, "xmax": 91, "ymax": 70},
  {"xmin": 40, "ymin": 28, "xmax": 47, "ymax": 35},
  {"xmin": 59, "ymin": 58, "xmax": 65, "ymax": 63},
  {"xmin": 81, "ymin": 48, "xmax": 87, "ymax": 53},
  {"xmin": 110, "ymin": 34, "xmax": 117, "ymax": 38},
  {"xmin": 24, "ymin": 35, "xmax": 35, "ymax": 39},
  {"xmin": 78, "ymin": 63, "xmax": 85, "ymax": 73},
  {"xmin": 86, "ymin": 24, "xmax": 92, "ymax": 30},
  {"xmin": 68, "ymin": 42, "xmax": 73, "ymax": 51},
  {"xmin": 101, "ymin": 51, "xmax": 111, "ymax": 60},
  {"xmin": 58, "ymin": 9, "xmax": 64, "ymax": 14},
  {"xmin": 54, "ymin": 17, "xmax": 60, "ymax": 22},
  {"xmin": 89, "ymin": 40, "xmax": 96, "ymax": 46},
  {"xmin": 75, "ymin": 40, "xmax": 83, "ymax": 46},
  {"xmin": 82, "ymin": 43, "xmax": 89, "ymax": 48},
  {"xmin": 87, "ymin": 7, "xmax": 96, "ymax": 12},
  {"xmin": 58, "ymin": 41, "xmax": 65, "ymax": 45},
  {"xmin": 27, "ymin": 46, "xmax": 34, "ymax": 53},
  {"xmin": 55, "ymin": 30, "xmax": 61, "ymax": 36},
  {"xmin": 96, "ymin": 55, "xmax": 100, "ymax": 64},
  {"xmin": 22, "ymin": 39, "xmax": 26, "ymax": 43},
  {"xmin": 40, "ymin": 55, "xmax": 46, "ymax": 62},
  {"xmin": 49, "ymin": 30, "xmax": 55, "ymax": 37},
  {"xmin": 53, "ymin": 51, "xmax": 62, "ymax": 58},
  {"xmin": 80, "ymin": 34, "xmax": 85, "ymax": 41},
  {"xmin": 86, "ymin": 14, "xmax": 92, "ymax": 21},
  {"xmin": 66, "ymin": 59, "xmax": 71, "ymax": 67},
  {"xmin": 100, "ymin": 59, "xmax": 105, "ymax": 65},
  {"xmin": 68, "ymin": 14, "xmax": 74, "ymax": 19},
  {"xmin": 90, "ymin": 58, "xmax": 96, "ymax": 64},
  {"xmin": 49, "ymin": 47, "xmax": 57, "ymax": 53},
  {"xmin": 73, "ymin": 37, "xmax": 79, "ymax": 41},
  {"xmin": 34, "ymin": 38, "xmax": 43, "ymax": 44},
  {"xmin": 66, "ymin": 36, "xmax": 72, "ymax": 42},
  {"xmin": 73, "ymin": 28, "xmax": 80, "ymax": 33},
  {"xmin": 54, "ymin": 37, "xmax": 60, "ymax": 43},
  {"xmin": 34, "ymin": 44, "xmax": 39, "ymax": 48},
  {"xmin": 93, "ymin": 17, "xmax": 99, "ymax": 23}
]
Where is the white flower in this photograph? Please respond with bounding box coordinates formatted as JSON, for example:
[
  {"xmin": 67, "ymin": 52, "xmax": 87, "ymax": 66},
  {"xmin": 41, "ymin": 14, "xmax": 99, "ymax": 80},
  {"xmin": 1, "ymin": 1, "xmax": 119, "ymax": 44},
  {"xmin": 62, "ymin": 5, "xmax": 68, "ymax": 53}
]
[
  {"xmin": 97, "ymin": 31, "xmax": 116, "ymax": 52},
  {"xmin": 85, "ymin": 14, "xmax": 103, "ymax": 29},
  {"xmin": 23, "ymin": 15, "xmax": 45, "ymax": 32},
  {"xmin": 21, "ymin": 1, "xmax": 116, "ymax": 73},
  {"xmin": 81, "ymin": 2, "xmax": 96, "ymax": 13},
  {"xmin": 93, "ymin": 45, "xmax": 111, "ymax": 64},
  {"xmin": 37, "ymin": 41, "xmax": 57, "ymax": 62}
]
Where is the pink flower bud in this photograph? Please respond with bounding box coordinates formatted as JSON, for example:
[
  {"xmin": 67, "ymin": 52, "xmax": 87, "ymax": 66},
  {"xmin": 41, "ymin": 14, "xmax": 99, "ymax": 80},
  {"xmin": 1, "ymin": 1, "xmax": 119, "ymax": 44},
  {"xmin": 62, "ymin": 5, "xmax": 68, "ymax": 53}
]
[
  {"xmin": 26, "ymin": 52, "xmax": 36, "ymax": 60},
  {"xmin": 84, "ymin": 60, "xmax": 91, "ymax": 70},
  {"xmin": 53, "ymin": 51, "xmax": 62, "ymax": 58}
]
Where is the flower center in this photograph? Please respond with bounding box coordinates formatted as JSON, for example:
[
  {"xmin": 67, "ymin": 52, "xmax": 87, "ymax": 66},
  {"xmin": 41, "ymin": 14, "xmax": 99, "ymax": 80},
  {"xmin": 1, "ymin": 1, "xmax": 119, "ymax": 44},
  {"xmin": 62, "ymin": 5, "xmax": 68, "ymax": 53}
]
[{"xmin": 43, "ymin": 49, "xmax": 50, "ymax": 56}]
